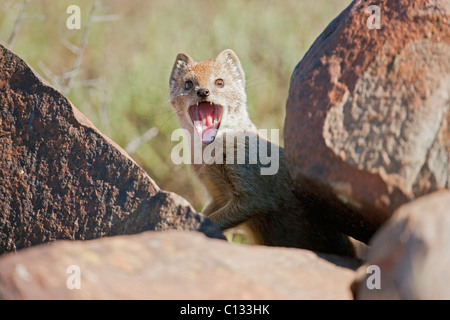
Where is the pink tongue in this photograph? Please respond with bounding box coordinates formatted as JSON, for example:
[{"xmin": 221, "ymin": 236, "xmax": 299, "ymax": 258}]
[
  {"xmin": 197, "ymin": 103, "xmax": 218, "ymax": 144},
  {"xmin": 202, "ymin": 127, "xmax": 218, "ymax": 144},
  {"xmin": 199, "ymin": 104, "xmax": 215, "ymax": 126}
]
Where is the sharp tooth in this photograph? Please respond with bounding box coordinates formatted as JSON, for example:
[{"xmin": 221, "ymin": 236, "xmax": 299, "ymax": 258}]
[
  {"xmin": 210, "ymin": 101, "xmax": 212, "ymax": 105},
  {"xmin": 196, "ymin": 102, "xmax": 199, "ymax": 106}
]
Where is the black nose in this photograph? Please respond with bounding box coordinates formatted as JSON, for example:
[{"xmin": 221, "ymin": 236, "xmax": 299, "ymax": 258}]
[{"xmin": 197, "ymin": 88, "xmax": 210, "ymax": 98}]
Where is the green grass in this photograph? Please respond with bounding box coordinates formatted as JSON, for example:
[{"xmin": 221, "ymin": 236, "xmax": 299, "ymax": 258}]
[{"xmin": 0, "ymin": 0, "xmax": 351, "ymax": 211}]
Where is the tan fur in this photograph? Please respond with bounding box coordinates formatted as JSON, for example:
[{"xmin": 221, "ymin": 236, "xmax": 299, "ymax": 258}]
[{"xmin": 169, "ymin": 49, "xmax": 354, "ymax": 256}]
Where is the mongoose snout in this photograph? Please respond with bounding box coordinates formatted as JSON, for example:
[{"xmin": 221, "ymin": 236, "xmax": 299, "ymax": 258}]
[{"xmin": 197, "ymin": 88, "xmax": 210, "ymax": 97}]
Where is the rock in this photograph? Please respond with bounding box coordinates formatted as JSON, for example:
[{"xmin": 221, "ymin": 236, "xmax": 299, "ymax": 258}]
[
  {"xmin": 352, "ymin": 190, "xmax": 450, "ymax": 299},
  {"xmin": 284, "ymin": 0, "xmax": 450, "ymax": 243},
  {"xmin": 0, "ymin": 230, "xmax": 360, "ymax": 299},
  {"xmin": 0, "ymin": 43, "xmax": 223, "ymax": 254}
]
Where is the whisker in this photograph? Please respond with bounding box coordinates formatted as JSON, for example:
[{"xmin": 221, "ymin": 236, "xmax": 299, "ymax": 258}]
[
  {"xmin": 156, "ymin": 110, "xmax": 178, "ymax": 130},
  {"xmin": 145, "ymin": 109, "xmax": 175, "ymax": 120},
  {"xmin": 246, "ymin": 77, "xmax": 270, "ymax": 89}
]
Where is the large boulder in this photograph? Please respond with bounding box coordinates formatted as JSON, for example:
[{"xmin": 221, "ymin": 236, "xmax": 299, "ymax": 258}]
[
  {"xmin": 285, "ymin": 0, "xmax": 450, "ymax": 242},
  {"xmin": 352, "ymin": 190, "xmax": 450, "ymax": 299},
  {"xmin": 0, "ymin": 230, "xmax": 360, "ymax": 300},
  {"xmin": 0, "ymin": 44, "xmax": 223, "ymax": 254}
]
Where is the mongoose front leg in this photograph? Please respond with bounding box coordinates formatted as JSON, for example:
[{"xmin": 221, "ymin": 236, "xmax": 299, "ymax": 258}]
[{"xmin": 203, "ymin": 200, "xmax": 250, "ymax": 231}]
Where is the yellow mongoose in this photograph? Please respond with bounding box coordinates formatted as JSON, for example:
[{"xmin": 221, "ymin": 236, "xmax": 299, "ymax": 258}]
[{"xmin": 169, "ymin": 49, "xmax": 354, "ymax": 256}]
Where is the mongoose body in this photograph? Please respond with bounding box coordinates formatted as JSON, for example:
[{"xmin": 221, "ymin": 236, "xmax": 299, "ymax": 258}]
[{"xmin": 169, "ymin": 49, "xmax": 354, "ymax": 256}]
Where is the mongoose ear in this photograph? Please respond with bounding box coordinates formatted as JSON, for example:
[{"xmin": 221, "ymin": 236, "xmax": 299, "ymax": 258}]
[
  {"xmin": 215, "ymin": 49, "xmax": 245, "ymax": 88},
  {"xmin": 170, "ymin": 53, "xmax": 193, "ymax": 88}
]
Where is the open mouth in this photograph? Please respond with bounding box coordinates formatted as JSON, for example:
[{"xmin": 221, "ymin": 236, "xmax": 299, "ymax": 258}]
[{"xmin": 188, "ymin": 101, "xmax": 223, "ymax": 144}]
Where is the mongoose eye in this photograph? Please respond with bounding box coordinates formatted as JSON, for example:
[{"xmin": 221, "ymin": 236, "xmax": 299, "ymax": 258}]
[
  {"xmin": 215, "ymin": 79, "xmax": 224, "ymax": 88},
  {"xmin": 184, "ymin": 81, "xmax": 194, "ymax": 90}
]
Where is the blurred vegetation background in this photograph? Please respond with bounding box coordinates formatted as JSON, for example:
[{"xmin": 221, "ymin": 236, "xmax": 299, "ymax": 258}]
[{"xmin": 0, "ymin": 0, "xmax": 350, "ymax": 211}]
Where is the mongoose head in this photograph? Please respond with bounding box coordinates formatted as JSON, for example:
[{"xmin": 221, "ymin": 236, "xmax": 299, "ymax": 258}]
[{"xmin": 169, "ymin": 49, "xmax": 251, "ymax": 145}]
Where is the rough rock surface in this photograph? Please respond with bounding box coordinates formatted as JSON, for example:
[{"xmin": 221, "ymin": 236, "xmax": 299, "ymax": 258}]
[
  {"xmin": 352, "ymin": 190, "xmax": 450, "ymax": 299},
  {"xmin": 285, "ymin": 0, "xmax": 450, "ymax": 243},
  {"xmin": 0, "ymin": 230, "xmax": 360, "ymax": 300},
  {"xmin": 0, "ymin": 44, "xmax": 223, "ymax": 254}
]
